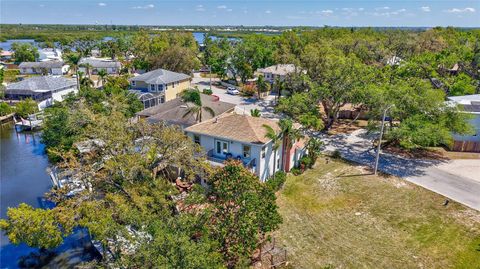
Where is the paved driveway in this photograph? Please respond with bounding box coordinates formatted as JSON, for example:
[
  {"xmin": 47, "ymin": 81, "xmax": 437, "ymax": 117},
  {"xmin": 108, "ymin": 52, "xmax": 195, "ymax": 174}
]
[
  {"xmin": 191, "ymin": 75, "xmax": 280, "ymax": 119},
  {"xmin": 321, "ymin": 129, "xmax": 480, "ymax": 211}
]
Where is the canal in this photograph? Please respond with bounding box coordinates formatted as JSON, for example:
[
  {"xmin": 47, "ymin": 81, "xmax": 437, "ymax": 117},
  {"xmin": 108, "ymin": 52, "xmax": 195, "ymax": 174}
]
[{"xmin": 0, "ymin": 123, "xmax": 97, "ymax": 268}]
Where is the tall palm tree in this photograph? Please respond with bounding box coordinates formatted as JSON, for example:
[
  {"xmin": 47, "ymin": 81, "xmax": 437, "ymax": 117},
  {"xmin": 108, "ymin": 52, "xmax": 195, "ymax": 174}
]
[
  {"xmin": 65, "ymin": 53, "xmax": 81, "ymax": 90},
  {"xmin": 256, "ymin": 75, "xmax": 270, "ymax": 100},
  {"xmin": 97, "ymin": 69, "xmax": 108, "ymax": 87},
  {"xmin": 263, "ymin": 124, "xmax": 281, "ymax": 179},
  {"xmin": 273, "ymin": 77, "xmax": 285, "ymax": 103},
  {"xmin": 78, "ymin": 71, "xmax": 94, "ymax": 88},
  {"xmin": 79, "ymin": 62, "xmax": 93, "ymax": 78},
  {"xmin": 278, "ymin": 118, "xmax": 304, "ymax": 171},
  {"xmin": 182, "ymin": 89, "xmax": 215, "ymax": 123}
]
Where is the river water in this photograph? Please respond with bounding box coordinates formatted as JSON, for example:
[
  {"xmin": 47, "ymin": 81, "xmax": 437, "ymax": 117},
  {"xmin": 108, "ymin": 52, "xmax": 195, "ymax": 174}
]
[{"xmin": 0, "ymin": 123, "xmax": 98, "ymax": 268}]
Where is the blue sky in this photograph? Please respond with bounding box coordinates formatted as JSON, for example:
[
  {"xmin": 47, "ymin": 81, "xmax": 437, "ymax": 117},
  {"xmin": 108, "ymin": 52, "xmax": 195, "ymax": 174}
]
[{"xmin": 1, "ymin": 1, "xmax": 479, "ymax": 27}]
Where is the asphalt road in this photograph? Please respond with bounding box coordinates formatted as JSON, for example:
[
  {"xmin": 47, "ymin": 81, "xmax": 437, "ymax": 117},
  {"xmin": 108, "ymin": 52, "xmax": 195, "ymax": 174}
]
[{"xmin": 322, "ymin": 129, "xmax": 480, "ymax": 211}]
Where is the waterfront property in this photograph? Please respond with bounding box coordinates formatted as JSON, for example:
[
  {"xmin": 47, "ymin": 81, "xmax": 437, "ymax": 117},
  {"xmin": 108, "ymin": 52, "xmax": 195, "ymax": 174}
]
[
  {"xmin": 5, "ymin": 76, "xmax": 78, "ymax": 109},
  {"xmin": 184, "ymin": 113, "xmax": 306, "ymax": 181},
  {"xmin": 19, "ymin": 60, "xmax": 69, "ymax": 75},
  {"xmin": 38, "ymin": 48, "xmax": 63, "ymax": 62},
  {"xmin": 129, "ymin": 68, "xmax": 191, "ymax": 103},
  {"xmin": 136, "ymin": 93, "xmax": 235, "ymax": 128},
  {"xmin": 78, "ymin": 57, "xmax": 121, "ymax": 75},
  {"xmin": 257, "ymin": 64, "xmax": 297, "ymax": 83},
  {"xmin": 447, "ymin": 94, "xmax": 480, "ymax": 152}
]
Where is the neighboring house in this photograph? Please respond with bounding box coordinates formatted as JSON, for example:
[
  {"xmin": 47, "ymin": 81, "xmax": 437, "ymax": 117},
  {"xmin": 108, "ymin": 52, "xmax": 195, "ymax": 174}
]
[
  {"xmin": 38, "ymin": 48, "xmax": 62, "ymax": 62},
  {"xmin": 19, "ymin": 61, "xmax": 69, "ymax": 75},
  {"xmin": 78, "ymin": 57, "xmax": 121, "ymax": 75},
  {"xmin": 5, "ymin": 76, "xmax": 78, "ymax": 109},
  {"xmin": 257, "ymin": 64, "xmax": 297, "ymax": 83},
  {"xmin": 136, "ymin": 93, "xmax": 236, "ymax": 128},
  {"xmin": 0, "ymin": 50, "xmax": 13, "ymax": 61},
  {"xmin": 185, "ymin": 113, "xmax": 306, "ymax": 181},
  {"xmin": 447, "ymin": 94, "xmax": 480, "ymax": 152},
  {"xmin": 129, "ymin": 68, "xmax": 191, "ymax": 103}
]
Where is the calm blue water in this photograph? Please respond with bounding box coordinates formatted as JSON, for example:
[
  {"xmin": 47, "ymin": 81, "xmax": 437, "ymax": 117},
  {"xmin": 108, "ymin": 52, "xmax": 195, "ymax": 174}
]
[
  {"xmin": 0, "ymin": 40, "xmax": 38, "ymax": 51},
  {"xmin": 0, "ymin": 123, "xmax": 98, "ymax": 268}
]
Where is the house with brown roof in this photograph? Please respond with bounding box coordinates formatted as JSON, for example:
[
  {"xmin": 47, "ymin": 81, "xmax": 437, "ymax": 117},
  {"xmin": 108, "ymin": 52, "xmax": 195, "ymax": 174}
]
[
  {"xmin": 136, "ymin": 93, "xmax": 236, "ymax": 128},
  {"xmin": 184, "ymin": 113, "xmax": 306, "ymax": 181}
]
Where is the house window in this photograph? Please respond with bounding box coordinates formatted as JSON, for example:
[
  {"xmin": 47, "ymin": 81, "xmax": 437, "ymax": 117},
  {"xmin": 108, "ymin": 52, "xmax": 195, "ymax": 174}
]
[
  {"xmin": 172, "ymin": 82, "xmax": 175, "ymax": 88},
  {"xmin": 150, "ymin": 84, "xmax": 155, "ymax": 92},
  {"xmin": 277, "ymin": 156, "xmax": 281, "ymax": 169},
  {"xmin": 261, "ymin": 146, "xmax": 266, "ymax": 159},
  {"xmin": 242, "ymin": 145, "xmax": 251, "ymax": 158},
  {"xmin": 158, "ymin": 84, "xmax": 164, "ymax": 91},
  {"xmin": 193, "ymin": 135, "xmax": 200, "ymax": 144},
  {"xmin": 131, "ymin": 80, "xmax": 136, "ymax": 86},
  {"xmin": 215, "ymin": 140, "xmax": 229, "ymax": 155}
]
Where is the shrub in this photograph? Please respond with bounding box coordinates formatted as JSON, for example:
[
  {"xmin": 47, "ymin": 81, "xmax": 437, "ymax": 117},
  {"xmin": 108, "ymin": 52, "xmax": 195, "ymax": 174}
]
[
  {"xmin": 202, "ymin": 88, "xmax": 213, "ymax": 95},
  {"xmin": 241, "ymin": 84, "xmax": 256, "ymax": 97},
  {"xmin": 331, "ymin": 150, "xmax": 342, "ymax": 159},
  {"xmin": 290, "ymin": 167, "xmax": 302, "ymax": 176},
  {"xmin": 266, "ymin": 171, "xmax": 286, "ymax": 191},
  {"xmin": 15, "ymin": 98, "xmax": 38, "ymax": 118},
  {"xmin": 4, "ymin": 69, "xmax": 20, "ymax": 83},
  {"xmin": 0, "ymin": 102, "xmax": 13, "ymax": 116},
  {"xmin": 299, "ymin": 156, "xmax": 313, "ymax": 169}
]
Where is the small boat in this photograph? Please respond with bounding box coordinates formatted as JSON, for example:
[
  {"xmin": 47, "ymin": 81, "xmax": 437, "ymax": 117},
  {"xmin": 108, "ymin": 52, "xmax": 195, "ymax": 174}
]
[{"xmin": 14, "ymin": 112, "xmax": 44, "ymax": 131}]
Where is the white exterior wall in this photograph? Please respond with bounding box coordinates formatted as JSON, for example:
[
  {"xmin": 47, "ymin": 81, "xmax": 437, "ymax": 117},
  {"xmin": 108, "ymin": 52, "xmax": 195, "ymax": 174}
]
[
  {"xmin": 187, "ymin": 132, "xmax": 283, "ymax": 182},
  {"xmin": 52, "ymin": 86, "xmax": 78, "ymax": 102}
]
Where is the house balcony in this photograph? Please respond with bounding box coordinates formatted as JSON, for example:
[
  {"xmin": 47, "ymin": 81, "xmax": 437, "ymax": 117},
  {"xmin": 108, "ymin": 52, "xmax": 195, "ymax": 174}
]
[{"xmin": 206, "ymin": 149, "xmax": 256, "ymax": 173}]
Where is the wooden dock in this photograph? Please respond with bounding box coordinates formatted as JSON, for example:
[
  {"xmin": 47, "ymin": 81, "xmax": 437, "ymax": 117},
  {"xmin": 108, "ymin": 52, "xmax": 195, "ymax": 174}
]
[{"xmin": 13, "ymin": 112, "xmax": 44, "ymax": 131}]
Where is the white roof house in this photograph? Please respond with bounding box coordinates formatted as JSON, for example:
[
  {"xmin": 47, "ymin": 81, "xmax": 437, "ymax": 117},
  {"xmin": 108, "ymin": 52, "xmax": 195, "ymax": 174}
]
[
  {"xmin": 79, "ymin": 57, "xmax": 122, "ymax": 74},
  {"xmin": 38, "ymin": 48, "xmax": 62, "ymax": 62}
]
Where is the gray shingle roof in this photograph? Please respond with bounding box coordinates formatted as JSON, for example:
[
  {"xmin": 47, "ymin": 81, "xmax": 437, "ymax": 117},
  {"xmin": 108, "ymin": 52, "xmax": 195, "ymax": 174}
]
[
  {"xmin": 6, "ymin": 76, "xmax": 76, "ymax": 94},
  {"xmin": 19, "ymin": 61, "xmax": 65, "ymax": 68},
  {"xmin": 79, "ymin": 58, "xmax": 121, "ymax": 68},
  {"xmin": 130, "ymin": 69, "xmax": 191, "ymax": 85}
]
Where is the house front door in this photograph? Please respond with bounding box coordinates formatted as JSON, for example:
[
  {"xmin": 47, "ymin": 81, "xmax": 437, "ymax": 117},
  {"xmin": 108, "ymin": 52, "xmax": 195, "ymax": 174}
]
[{"xmin": 215, "ymin": 140, "xmax": 229, "ymax": 157}]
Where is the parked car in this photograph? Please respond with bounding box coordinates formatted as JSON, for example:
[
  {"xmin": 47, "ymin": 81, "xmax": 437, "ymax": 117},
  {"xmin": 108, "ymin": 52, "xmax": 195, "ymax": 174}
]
[{"xmin": 227, "ymin": 87, "xmax": 239, "ymax": 95}]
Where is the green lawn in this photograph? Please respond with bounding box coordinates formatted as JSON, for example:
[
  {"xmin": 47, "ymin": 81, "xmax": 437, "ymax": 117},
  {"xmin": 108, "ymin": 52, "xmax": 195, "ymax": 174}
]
[{"xmin": 275, "ymin": 157, "xmax": 480, "ymax": 269}]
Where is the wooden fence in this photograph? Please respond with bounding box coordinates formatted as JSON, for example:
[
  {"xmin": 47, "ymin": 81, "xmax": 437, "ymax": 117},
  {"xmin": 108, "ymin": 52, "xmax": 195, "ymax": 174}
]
[{"xmin": 451, "ymin": 140, "xmax": 480, "ymax": 153}]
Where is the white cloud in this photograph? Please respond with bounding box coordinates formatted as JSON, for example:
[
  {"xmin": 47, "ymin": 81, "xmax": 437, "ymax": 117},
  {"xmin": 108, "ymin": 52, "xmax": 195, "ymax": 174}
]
[
  {"xmin": 420, "ymin": 6, "xmax": 430, "ymax": 12},
  {"xmin": 375, "ymin": 6, "xmax": 390, "ymax": 11},
  {"xmin": 217, "ymin": 5, "xmax": 227, "ymax": 9},
  {"xmin": 39, "ymin": 4, "xmax": 45, "ymax": 7},
  {"xmin": 98, "ymin": 2, "xmax": 106, "ymax": 7},
  {"xmin": 196, "ymin": 4, "xmax": 205, "ymax": 12},
  {"xmin": 372, "ymin": 8, "xmax": 406, "ymax": 17},
  {"xmin": 265, "ymin": 10, "xmax": 271, "ymax": 14},
  {"xmin": 445, "ymin": 7, "xmax": 475, "ymax": 13},
  {"xmin": 227, "ymin": 9, "xmax": 233, "ymax": 12},
  {"xmin": 132, "ymin": 4, "xmax": 154, "ymax": 9},
  {"xmin": 320, "ymin": 9, "xmax": 334, "ymax": 15}
]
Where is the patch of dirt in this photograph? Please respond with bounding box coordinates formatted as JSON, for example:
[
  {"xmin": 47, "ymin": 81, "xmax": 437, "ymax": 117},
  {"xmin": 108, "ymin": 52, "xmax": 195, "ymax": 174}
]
[
  {"xmin": 328, "ymin": 120, "xmax": 369, "ymax": 135},
  {"xmin": 383, "ymin": 145, "xmax": 448, "ymax": 160},
  {"xmin": 317, "ymin": 172, "xmax": 340, "ymax": 192},
  {"xmin": 451, "ymin": 208, "xmax": 480, "ymax": 229}
]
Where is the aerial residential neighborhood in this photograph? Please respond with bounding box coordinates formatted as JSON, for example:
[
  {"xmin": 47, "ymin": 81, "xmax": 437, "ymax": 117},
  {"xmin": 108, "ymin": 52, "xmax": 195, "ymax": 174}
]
[{"xmin": 0, "ymin": 1, "xmax": 479, "ymax": 268}]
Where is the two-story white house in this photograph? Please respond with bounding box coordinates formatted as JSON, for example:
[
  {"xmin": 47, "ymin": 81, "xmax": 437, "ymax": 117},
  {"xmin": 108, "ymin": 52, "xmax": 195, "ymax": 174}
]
[
  {"xmin": 78, "ymin": 57, "xmax": 122, "ymax": 75},
  {"xmin": 257, "ymin": 64, "xmax": 297, "ymax": 83},
  {"xmin": 184, "ymin": 113, "xmax": 306, "ymax": 181}
]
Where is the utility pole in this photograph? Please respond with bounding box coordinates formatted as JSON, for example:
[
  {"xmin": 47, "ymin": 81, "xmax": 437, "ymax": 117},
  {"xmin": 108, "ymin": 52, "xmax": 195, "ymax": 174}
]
[
  {"xmin": 374, "ymin": 104, "xmax": 394, "ymax": 175},
  {"xmin": 209, "ymin": 65, "xmax": 212, "ymax": 91}
]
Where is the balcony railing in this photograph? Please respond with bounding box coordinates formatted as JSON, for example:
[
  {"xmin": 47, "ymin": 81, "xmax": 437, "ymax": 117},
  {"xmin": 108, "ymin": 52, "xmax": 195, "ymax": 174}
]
[{"xmin": 206, "ymin": 149, "xmax": 256, "ymax": 173}]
